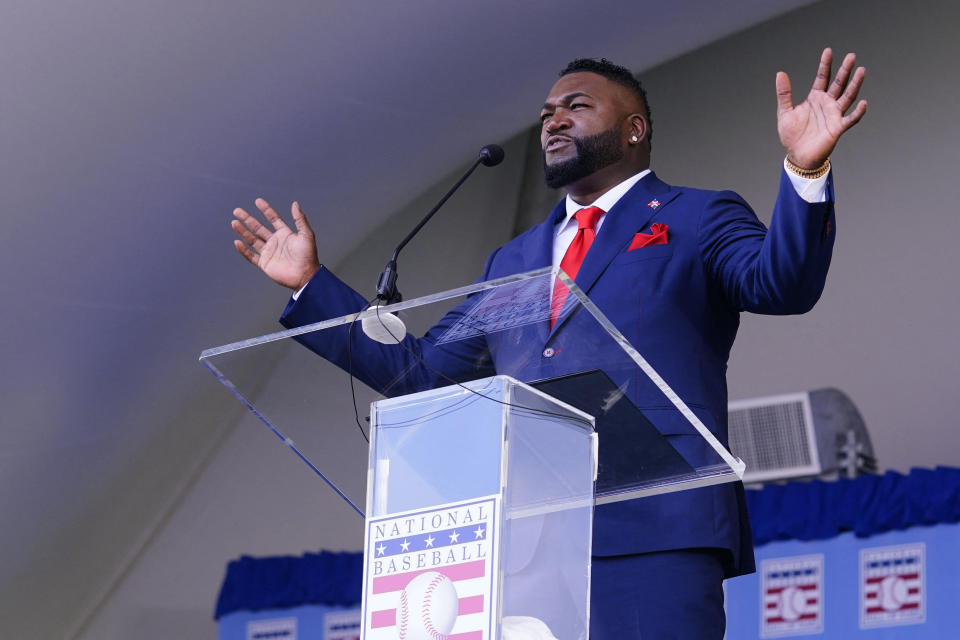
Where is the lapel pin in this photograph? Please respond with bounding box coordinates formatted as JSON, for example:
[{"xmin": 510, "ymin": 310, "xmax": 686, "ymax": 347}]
[{"xmin": 648, "ymin": 199, "xmax": 660, "ymax": 208}]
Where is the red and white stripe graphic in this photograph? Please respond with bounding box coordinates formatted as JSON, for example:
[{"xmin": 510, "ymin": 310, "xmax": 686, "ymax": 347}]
[
  {"xmin": 760, "ymin": 554, "xmax": 824, "ymax": 637},
  {"xmin": 367, "ymin": 561, "xmax": 488, "ymax": 640},
  {"xmin": 860, "ymin": 543, "xmax": 925, "ymax": 628},
  {"xmin": 763, "ymin": 583, "xmax": 820, "ymax": 624}
]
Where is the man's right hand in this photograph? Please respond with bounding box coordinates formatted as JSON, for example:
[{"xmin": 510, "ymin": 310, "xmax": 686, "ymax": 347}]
[{"xmin": 232, "ymin": 198, "xmax": 321, "ymax": 291}]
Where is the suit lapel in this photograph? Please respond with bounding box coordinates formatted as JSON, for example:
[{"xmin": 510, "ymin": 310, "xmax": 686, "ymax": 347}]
[
  {"xmin": 502, "ymin": 200, "xmax": 563, "ymax": 348},
  {"xmin": 573, "ymin": 172, "xmax": 677, "ymax": 297},
  {"xmin": 520, "ymin": 199, "xmax": 565, "ymax": 272},
  {"xmin": 549, "ymin": 172, "xmax": 679, "ymax": 337}
]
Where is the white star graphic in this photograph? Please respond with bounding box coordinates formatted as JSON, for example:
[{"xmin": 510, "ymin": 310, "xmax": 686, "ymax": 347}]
[
  {"xmin": 400, "ymin": 539, "xmax": 410, "ymax": 552},
  {"xmin": 376, "ymin": 543, "xmax": 386, "ymax": 556},
  {"xmin": 424, "ymin": 535, "xmax": 435, "ymax": 548},
  {"xmin": 449, "ymin": 530, "xmax": 460, "ymax": 543},
  {"xmin": 474, "ymin": 526, "xmax": 485, "ymax": 539}
]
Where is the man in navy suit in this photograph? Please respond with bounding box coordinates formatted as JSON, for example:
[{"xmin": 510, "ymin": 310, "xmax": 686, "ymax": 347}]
[{"xmin": 232, "ymin": 49, "xmax": 866, "ymax": 638}]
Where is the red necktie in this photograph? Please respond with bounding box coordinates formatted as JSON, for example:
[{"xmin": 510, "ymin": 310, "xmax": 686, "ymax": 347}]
[{"xmin": 551, "ymin": 206, "xmax": 604, "ymax": 327}]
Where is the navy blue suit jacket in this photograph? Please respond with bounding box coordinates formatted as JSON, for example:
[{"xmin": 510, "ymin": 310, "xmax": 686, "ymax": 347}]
[{"xmin": 281, "ymin": 170, "xmax": 836, "ymax": 577}]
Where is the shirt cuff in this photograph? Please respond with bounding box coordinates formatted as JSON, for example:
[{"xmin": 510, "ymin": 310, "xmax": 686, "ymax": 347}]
[
  {"xmin": 291, "ymin": 281, "xmax": 310, "ymax": 301},
  {"xmin": 784, "ymin": 158, "xmax": 830, "ymax": 203}
]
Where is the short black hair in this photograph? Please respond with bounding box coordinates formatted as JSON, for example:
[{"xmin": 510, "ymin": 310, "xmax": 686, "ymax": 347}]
[{"xmin": 560, "ymin": 58, "xmax": 653, "ymax": 147}]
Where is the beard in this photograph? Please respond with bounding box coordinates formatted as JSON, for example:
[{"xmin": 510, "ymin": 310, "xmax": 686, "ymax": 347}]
[{"xmin": 543, "ymin": 126, "xmax": 624, "ymax": 189}]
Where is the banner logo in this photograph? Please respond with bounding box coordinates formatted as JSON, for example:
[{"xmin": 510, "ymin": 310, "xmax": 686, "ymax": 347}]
[
  {"xmin": 860, "ymin": 542, "xmax": 925, "ymax": 628},
  {"xmin": 760, "ymin": 554, "xmax": 824, "ymax": 637},
  {"xmin": 247, "ymin": 617, "xmax": 296, "ymax": 640},
  {"xmin": 325, "ymin": 609, "xmax": 361, "ymax": 640}
]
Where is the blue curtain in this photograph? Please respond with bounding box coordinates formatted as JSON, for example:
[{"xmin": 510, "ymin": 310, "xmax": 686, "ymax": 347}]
[
  {"xmin": 215, "ymin": 550, "xmax": 363, "ymax": 619},
  {"xmin": 746, "ymin": 466, "xmax": 960, "ymax": 545}
]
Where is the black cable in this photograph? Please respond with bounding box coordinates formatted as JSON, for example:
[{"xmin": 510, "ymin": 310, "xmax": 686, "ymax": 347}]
[
  {"xmin": 341, "ymin": 294, "xmax": 596, "ymax": 452},
  {"xmin": 345, "ymin": 296, "xmax": 378, "ymax": 443}
]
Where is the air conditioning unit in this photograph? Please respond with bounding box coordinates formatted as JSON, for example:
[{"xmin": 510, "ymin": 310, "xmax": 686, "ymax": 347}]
[{"xmin": 727, "ymin": 388, "xmax": 876, "ymax": 484}]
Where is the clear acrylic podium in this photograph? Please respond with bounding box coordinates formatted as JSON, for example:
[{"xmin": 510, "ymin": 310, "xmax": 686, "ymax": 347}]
[{"xmin": 200, "ymin": 267, "xmax": 745, "ymax": 640}]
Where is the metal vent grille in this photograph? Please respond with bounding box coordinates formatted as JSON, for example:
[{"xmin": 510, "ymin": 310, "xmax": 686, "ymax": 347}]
[{"xmin": 728, "ymin": 393, "xmax": 821, "ymax": 482}]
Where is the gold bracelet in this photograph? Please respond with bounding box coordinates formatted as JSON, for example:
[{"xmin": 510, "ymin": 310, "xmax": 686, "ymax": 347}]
[{"xmin": 785, "ymin": 156, "xmax": 831, "ymax": 179}]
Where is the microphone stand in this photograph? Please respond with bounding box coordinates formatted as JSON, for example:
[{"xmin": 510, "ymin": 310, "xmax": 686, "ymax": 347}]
[{"xmin": 375, "ymin": 145, "xmax": 503, "ymax": 303}]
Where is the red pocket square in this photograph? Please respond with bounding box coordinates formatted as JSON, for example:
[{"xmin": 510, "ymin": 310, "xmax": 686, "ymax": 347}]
[{"xmin": 628, "ymin": 223, "xmax": 669, "ymax": 250}]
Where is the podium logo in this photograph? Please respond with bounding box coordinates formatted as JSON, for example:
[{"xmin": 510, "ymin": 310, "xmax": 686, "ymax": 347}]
[
  {"xmin": 860, "ymin": 542, "xmax": 925, "ymax": 628},
  {"xmin": 363, "ymin": 496, "xmax": 499, "ymax": 640},
  {"xmin": 760, "ymin": 554, "xmax": 824, "ymax": 637}
]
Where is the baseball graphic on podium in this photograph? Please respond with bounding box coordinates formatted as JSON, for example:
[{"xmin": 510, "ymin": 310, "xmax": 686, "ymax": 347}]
[{"xmin": 398, "ymin": 571, "xmax": 459, "ymax": 640}]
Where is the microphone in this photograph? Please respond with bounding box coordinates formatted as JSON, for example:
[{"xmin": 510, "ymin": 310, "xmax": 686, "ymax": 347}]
[
  {"xmin": 375, "ymin": 143, "xmax": 504, "ymax": 304},
  {"xmin": 361, "ymin": 306, "xmax": 408, "ymax": 345},
  {"xmin": 366, "ymin": 144, "xmax": 504, "ymax": 345},
  {"xmin": 479, "ymin": 144, "xmax": 505, "ymax": 167}
]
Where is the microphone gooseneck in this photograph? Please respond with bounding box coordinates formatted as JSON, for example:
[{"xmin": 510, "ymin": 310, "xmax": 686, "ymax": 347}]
[{"xmin": 374, "ymin": 144, "xmax": 505, "ymax": 305}]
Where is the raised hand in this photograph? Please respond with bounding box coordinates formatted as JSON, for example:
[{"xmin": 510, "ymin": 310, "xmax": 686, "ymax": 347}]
[
  {"xmin": 232, "ymin": 198, "xmax": 321, "ymax": 291},
  {"xmin": 776, "ymin": 48, "xmax": 867, "ymax": 170}
]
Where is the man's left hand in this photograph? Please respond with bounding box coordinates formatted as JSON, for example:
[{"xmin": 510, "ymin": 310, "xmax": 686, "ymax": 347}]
[{"xmin": 776, "ymin": 48, "xmax": 867, "ymax": 170}]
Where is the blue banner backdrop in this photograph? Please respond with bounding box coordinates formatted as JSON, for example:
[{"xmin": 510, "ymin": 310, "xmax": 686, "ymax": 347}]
[{"xmin": 215, "ymin": 467, "xmax": 960, "ymax": 638}]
